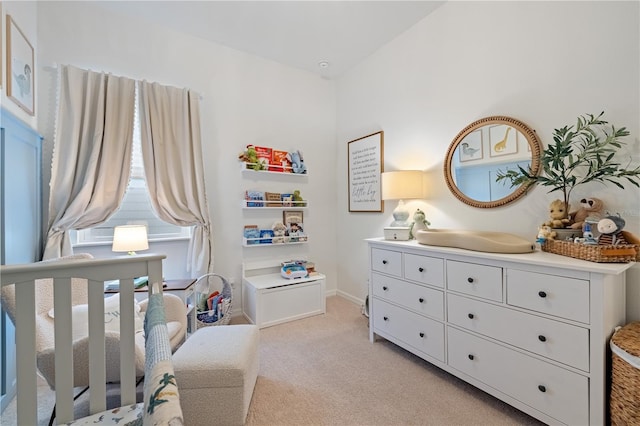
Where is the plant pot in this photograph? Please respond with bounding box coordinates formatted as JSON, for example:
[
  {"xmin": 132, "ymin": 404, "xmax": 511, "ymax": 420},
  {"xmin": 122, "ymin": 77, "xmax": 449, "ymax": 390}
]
[{"xmin": 553, "ymin": 228, "xmax": 582, "ymax": 241}]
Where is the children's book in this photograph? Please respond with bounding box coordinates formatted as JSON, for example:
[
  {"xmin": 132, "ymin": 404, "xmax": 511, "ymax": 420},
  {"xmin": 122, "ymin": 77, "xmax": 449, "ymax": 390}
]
[{"xmin": 271, "ymin": 150, "xmax": 291, "ymax": 172}]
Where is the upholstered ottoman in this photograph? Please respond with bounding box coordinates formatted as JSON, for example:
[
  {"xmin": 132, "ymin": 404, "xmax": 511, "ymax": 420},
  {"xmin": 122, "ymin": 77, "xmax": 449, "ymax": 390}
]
[{"xmin": 172, "ymin": 324, "xmax": 259, "ymax": 425}]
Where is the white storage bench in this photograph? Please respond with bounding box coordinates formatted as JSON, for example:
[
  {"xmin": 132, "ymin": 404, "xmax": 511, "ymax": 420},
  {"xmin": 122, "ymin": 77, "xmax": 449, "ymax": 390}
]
[{"xmin": 242, "ymin": 261, "xmax": 326, "ymax": 328}]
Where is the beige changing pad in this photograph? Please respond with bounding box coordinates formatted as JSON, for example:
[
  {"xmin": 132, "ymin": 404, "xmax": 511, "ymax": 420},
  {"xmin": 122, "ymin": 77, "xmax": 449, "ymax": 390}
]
[{"xmin": 416, "ymin": 229, "xmax": 535, "ymax": 254}]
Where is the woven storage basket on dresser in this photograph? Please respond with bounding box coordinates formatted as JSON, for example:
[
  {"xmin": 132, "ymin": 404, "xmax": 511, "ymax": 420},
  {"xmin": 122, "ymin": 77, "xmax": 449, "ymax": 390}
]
[
  {"xmin": 541, "ymin": 231, "xmax": 640, "ymax": 263},
  {"xmin": 610, "ymin": 322, "xmax": 640, "ymax": 425},
  {"xmin": 194, "ymin": 273, "xmax": 232, "ymax": 328}
]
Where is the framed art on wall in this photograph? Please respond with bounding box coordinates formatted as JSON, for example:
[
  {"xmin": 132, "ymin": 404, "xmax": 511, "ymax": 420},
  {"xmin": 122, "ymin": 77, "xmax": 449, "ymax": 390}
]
[
  {"xmin": 0, "ymin": 2, "xmax": 3, "ymax": 90},
  {"xmin": 282, "ymin": 210, "xmax": 303, "ymax": 227},
  {"xmin": 6, "ymin": 14, "xmax": 34, "ymax": 115},
  {"xmin": 489, "ymin": 124, "xmax": 518, "ymax": 157},
  {"xmin": 347, "ymin": 131, "xmax": 384, "ymax": 212},
  {"xmin": 458, "ymin": 129, "xmax": 483, "ymax": 162}
]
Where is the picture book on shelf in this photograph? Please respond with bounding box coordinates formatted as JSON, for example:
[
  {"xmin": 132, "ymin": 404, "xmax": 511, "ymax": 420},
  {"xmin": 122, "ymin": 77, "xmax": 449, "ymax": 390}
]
[
  {"xmin": 254, "ymin": 146, "xmax": 272, "ymax": 168},
  {"xmin": 245, "ymin": 190, "xmax": 265, "ymax": 207},
  {"xmin": 271, "ymin": 149, "xmax": 292, "ymax": 172}
]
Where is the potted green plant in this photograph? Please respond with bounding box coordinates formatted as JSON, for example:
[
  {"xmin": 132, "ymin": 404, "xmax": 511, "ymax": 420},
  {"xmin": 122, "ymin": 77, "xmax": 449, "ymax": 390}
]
[{"xmin": 496, "ymin": 112, "xmax": 640, "ymax": 228}]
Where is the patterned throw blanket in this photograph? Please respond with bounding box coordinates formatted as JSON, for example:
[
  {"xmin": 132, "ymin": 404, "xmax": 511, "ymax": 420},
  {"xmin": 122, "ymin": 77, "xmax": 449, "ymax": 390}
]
[
  {"xmin": 142, "ymin": 291, "xmax": 184, "ymax": 425},
  {"xmin": 64, "ymin": 290, "xmax": 184, "ymax": 426}
]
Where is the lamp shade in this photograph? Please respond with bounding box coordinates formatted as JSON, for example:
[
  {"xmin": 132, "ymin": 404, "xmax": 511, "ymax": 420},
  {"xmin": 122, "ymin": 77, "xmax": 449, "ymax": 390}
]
[
  {"xmin": 112, "ymin": 225, "xmax": 149, "ymax": 254},
  {"xmin": 381, "ymin": 170, "xmax": 425, "ymax": 200}
]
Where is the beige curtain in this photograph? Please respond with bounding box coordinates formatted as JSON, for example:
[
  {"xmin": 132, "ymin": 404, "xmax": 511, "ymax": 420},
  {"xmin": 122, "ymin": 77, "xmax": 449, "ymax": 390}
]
[
  {"xmin": 43, "ymin": 65, "xmax": 136, "ymax": 259},
  {"xmin": 138, "ymin": 81, "xmax": 213, "ymax": 275}
]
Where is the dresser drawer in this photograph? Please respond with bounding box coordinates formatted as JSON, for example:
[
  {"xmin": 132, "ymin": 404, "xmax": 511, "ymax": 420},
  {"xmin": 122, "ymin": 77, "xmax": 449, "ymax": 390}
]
[
  {"xmin": 447, "ymin": 294, "xmax": 589, "ymax": 371},
  {"xmin": 403, "ymin": 254, "xmax": 444, "ymax": 288},
  {"xmin": 507, "ymin": 269, "xmax": 589, "ymax": 323},
  {"xmin": 372, "ymin": 273, "xmax": 444, "ymax": 320},
  {"xmin": 446, "ymin": 260, "xmax": 503, "ymax": 302},
  {"xmin": 448, "ymin": 327, "xmax": 588, "ymax": 425},
  {"xmin": 371, "ymin": 248, "xmax": 402, "ymax": 277},
  {"xmin": 373, "ymin": 299, "xmax": 445, "ymax": 362}
]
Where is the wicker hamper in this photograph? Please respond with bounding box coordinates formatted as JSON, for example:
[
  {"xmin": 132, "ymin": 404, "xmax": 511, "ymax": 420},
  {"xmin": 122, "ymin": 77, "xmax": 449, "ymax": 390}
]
[
  {"xmin": 542, "ymin": 231, "xmax": 640, "ymax": 263},
  {"xmin": 194, "ymin": 273, "xmax": 232, "ymax": 328},
  {"xmin": 610, "ymin": 322, "xmax": 640, "ymax": 425}
]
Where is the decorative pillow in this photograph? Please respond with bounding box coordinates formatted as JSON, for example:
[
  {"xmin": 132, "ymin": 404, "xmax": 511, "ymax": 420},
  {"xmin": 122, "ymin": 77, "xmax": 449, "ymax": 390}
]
[{"xmin": 49, "ymin": 294, "xmax": 144, "ymax": 340}]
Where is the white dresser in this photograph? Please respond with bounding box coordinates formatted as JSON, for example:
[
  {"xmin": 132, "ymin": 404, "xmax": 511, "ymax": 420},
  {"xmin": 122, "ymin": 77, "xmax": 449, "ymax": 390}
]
[{"xmin": 367, "ymin": 238, "xmax": 633, "ymax": 426}]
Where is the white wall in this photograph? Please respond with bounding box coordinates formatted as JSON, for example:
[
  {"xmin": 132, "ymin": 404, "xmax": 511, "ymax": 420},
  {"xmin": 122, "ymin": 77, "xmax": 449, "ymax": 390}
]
[
  {"xmin": 335, "ymin": 1, "xmax": 640, "ymax": 318},
  {"xmin": 36, "ymin": 2, "xmax": 338, "ymax": 308}
]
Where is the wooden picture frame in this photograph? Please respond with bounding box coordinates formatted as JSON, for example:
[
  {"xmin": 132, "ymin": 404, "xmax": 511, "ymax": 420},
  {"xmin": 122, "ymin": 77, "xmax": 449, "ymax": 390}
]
[
  {"xmin": 6, "ymin": 14, "xmax": 34, "ymax": 115},
  {"xmin": 0, "ymin": 2, "xmax": 3, "ymax": 90},
  {"xmin": 347, "ymin": 131, "xmax": 384, "ymax": 212},
  {"xmin": 282, "ymin": 210, "xmax": 303, "ymax": 226}
]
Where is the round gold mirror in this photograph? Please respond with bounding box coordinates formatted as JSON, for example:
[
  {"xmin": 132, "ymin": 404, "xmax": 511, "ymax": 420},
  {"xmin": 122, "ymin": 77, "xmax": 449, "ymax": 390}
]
[{"xmin": 444, "ymin": 116, "xmax": 541, "ymax": 208}]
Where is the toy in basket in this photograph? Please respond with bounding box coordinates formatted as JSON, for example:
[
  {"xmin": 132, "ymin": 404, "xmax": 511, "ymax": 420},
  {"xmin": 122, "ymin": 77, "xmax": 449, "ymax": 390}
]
[{"xmin": 194, "ymin": 273, "xmax": 232, "ymax": 328}]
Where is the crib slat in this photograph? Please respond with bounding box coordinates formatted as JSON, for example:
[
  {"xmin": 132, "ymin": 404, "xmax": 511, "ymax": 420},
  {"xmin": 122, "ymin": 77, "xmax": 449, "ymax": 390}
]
[
  {"xmin": 88, "ymin": 279, "xmax": 107, "ymax": 413},
  {"xmin": 1, "ymin": 254, "xmax": 167, "ymax": 425},
  {"xmin": 15, "ymin": 281, "xmax": 37, "ymax": 426},
  {"xmin": 119, "ymin": 278, "xmax": 137, "ymax": 405},
  {"xmin": 53, "ymin": 277, "xmax": 75, "ymax": 424}
]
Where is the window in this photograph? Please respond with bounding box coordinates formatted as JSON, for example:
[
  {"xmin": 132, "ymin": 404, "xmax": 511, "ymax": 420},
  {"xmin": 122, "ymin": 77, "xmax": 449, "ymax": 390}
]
[{"xmin": 74, "ymin": 89, "xmax": 190, "ymax": 245}]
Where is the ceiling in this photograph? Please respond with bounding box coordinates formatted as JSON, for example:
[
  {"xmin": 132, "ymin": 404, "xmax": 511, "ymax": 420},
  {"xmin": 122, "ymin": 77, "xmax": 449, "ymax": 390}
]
[{"xmin": 97, "ymin": 1, "xmax": 445, "ymax": 79}]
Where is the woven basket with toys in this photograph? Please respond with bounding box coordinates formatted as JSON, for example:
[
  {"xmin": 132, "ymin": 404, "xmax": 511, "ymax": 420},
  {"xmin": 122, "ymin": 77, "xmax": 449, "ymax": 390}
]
[
  {"xmin": 194, "ymin": 273, "xmax": 232, "ymax": 327},
  {"xmin": 541, "ymin": 213, "xmax": 639, "ymax": 263}
]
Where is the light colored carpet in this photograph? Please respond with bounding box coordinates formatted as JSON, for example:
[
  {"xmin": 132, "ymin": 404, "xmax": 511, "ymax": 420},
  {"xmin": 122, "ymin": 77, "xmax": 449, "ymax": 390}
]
[{"xmin": 1, "ymin": 296, "xmax": 544, "ymax": 425}]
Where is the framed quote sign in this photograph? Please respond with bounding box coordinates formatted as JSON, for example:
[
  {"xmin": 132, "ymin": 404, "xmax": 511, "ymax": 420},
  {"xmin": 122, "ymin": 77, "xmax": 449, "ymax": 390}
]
[{"xmin": 347, "ymin": 131, "xmax": 384, "ymax": 212}]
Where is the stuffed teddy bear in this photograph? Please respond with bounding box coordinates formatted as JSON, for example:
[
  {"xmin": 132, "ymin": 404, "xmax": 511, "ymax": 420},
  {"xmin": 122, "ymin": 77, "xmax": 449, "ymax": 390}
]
[
  {"xmin": 287, "ymin": 150, "xmax": 307, "ymax": 174},
  {"xmin": 597, "ymin": 214, "xmax": 628, "ymax": 245},
  {"xmin": 272, "ymin": 221, "xmax": 288, "ymax": 244},
  {"xmin": 543, "ymin": 199, "xmax": 571, "ymax": 228},
  {"xmin": 410, "ymin": 209, "xmax": 430, "ymax": 239},
  {"xmin": 569, "ymin": 197, "xmax": 604, "ymax": 229}
]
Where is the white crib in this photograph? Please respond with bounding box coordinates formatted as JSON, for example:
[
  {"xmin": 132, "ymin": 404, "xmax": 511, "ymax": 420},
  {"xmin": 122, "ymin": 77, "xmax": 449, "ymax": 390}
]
[{"xmin": 0, "ymin": 254, "xmax": 167, "ymax": 425}]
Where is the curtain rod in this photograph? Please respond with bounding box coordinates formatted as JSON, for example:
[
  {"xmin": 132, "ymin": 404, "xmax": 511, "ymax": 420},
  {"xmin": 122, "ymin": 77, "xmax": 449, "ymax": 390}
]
[{"xmin": 46, "ymin": 62, "xmax": 204, "ymax": 100}]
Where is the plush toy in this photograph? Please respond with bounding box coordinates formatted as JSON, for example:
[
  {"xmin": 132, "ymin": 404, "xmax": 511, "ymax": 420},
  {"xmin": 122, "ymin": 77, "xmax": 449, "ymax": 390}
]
[
  {"xmin": 292, "ymin": 190, "xmax": 306, "ymax": 207},
  {"xmin": 287, "ymin": 150, "xmax": 307, "ymax": 174},
  {"xmin": 569, "ymin": 197, "xmax": 604, "ymax": 229},
  {"xmin": 272, "ymin": 221, "xmax": 288, "ymax": 244},
  {"xmin": 536, "ymin": 225, "xmax": 557, "ymax": 243},
  {"xmin": 574, "ymin": 222, "xmax": 598, "ymax": 245},
  {"xmin": 410, "ymin": 209, "xmax": 431, "ymax": 239},
  {"xmin": 543, "ymin": 199, "xmax": 571, "ymax": 228},
  {"xmin": 597, "ymin": 214, "xmax": 628, "ymax": 245},
  {"xmin": 238, "ymin": 145, "xmax": 265, "ymax": 170}
]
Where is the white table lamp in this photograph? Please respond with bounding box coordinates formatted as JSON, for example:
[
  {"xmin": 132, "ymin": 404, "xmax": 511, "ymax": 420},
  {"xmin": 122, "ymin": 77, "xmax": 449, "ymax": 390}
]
[
  {"xmin": 112, "ymin": 225, "xmax": 149, "ymax": 255},
  {"xmin": 381, "ymin": 170, "xmax": 425, "ymax": 227}
]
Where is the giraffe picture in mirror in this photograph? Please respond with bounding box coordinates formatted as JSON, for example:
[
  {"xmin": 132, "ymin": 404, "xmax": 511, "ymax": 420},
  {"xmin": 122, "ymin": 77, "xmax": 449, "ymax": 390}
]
[
  {"xmin": 489, "ymin": 125, "xmax": 518, "ymax": 157},
  {"xmin": 444, "ymin": 116, "xmax": 542, "ymax": 208}
]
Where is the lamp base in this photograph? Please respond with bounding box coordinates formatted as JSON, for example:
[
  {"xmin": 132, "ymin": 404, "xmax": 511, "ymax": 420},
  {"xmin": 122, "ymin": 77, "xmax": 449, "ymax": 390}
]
[{"xmin": 391, "ymin": 200, "xmax": 410, "ymax": 227}]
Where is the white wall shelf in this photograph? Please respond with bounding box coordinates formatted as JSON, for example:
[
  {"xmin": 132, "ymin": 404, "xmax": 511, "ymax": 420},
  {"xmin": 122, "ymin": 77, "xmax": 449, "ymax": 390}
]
[
  {"xmin": 242, "ymin": 200, "xmax": 308, "ymax": 209},
  {"xmin": 241, "ymin": 166, "xmax": 308, "ymax": 178},
  {"xmin": 243, "ymin": 238, "xmax": 308, "ymax": 247}
]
